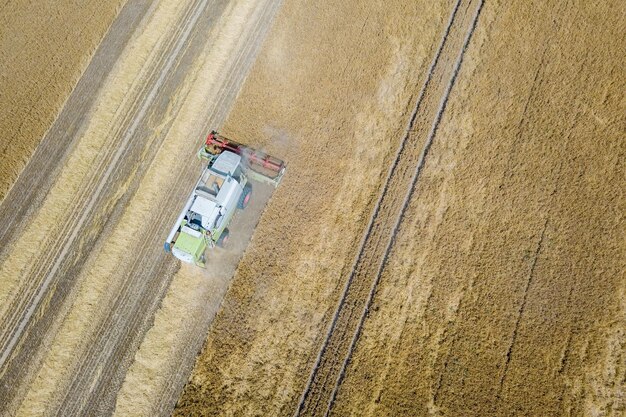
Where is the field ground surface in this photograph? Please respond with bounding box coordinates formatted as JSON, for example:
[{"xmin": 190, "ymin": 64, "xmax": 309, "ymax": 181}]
[
  {"xmin": 0, "ymin": 0, "xmax": 623, "ymax": 416},
  {"xmin": 0, "ymin": 0, "xmax": 282, "ymax": 415},
  {"xmin": 176, "ymin": 0, "xmax": 625, "ymax": 416}
]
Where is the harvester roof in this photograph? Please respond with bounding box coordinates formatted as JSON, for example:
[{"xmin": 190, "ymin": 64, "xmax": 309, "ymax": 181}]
[
  {"xmin": 190, "ymin": 194, "xmax": 221, "ymax": 230},
  {"xmin": 211, "ymin": 151, "xmax": 241, "ymax": 175}
]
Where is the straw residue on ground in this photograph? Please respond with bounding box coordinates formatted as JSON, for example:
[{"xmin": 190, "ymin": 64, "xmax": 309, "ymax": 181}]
[
  {"xmin": 8, "ymin": 0, "xmax": 198, "ymax": 413},
  {"xmin": 332, "ymin": 1, "xmax": 625, "ymax": 415},
  {"xmin": 175, "ymin": 0, "xmax": 456, "ymax": 414},
  {"xmin": 176, "ymin": 0, "xmax": 624, "ymax": 415}
]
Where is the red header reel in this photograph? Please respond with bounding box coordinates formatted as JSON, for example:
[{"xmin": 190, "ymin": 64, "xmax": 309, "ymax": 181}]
[{"xmin": 205, "ymin": 131, "xmax": 285, "ymax": 177}]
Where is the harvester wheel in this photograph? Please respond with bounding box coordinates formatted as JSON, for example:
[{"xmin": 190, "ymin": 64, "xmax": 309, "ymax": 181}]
[
  {"xmin": 217, "ymin": 228, "xmax": 230, "ymax": 248},
  {"xmin": 238, "ymin": 184, "xmax": 252, "ymax": 209}
]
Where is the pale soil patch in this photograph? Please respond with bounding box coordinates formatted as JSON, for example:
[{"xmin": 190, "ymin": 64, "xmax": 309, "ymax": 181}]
[{"xmin": 0, "ymin": 0, "xmax": 126, "ymax": 201}]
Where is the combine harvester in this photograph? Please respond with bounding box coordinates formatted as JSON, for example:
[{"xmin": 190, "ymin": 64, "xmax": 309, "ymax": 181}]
[{"xmin": 164, "ymin": 131, "xmax": 285, "ymax": 267}]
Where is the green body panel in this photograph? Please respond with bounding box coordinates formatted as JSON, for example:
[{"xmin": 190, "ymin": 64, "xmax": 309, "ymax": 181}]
[
  {"xmin": 173, "ymin": 221, "xmax": 207, "ymax": 266},
  {"xmin": 173, "ymin": 232, "xmax": 206, "ymax": 258}
]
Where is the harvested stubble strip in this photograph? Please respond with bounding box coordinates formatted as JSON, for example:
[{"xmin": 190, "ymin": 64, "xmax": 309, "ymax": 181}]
[{"xmin": 9, "ymin": 1, "xmax": 193, "ymax": 414}]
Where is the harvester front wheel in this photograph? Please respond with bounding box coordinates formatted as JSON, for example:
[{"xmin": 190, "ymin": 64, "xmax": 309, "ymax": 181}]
[
  {"xmin": 217, "ymin": 228, "xmax": 230, "ymax": 248},
  {"xmin": 238, "ymin": 184, "xmax": 252, "ymax": 209}
]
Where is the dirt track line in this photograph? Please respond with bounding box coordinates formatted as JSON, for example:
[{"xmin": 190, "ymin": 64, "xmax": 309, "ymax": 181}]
[
  {"xmin": 0, "ymin": 4, "xmax": 173, "ymax": 411},
  {"xmin": 0, "ymin": 1, "xmax": 164, "ymax": 373},
  {"xmin": 495, "ymin": 126, "xmax": 572, "ymax": 401},
  {"xmin": 328, "ymin": 2, "xmax": 486, "ymax": 413},
  {"xmin": 0, "ymin": 25, "xmax": 196, "ymax": 401},
  {"xmin": 156, "ymin": 2, "xmax": 285, "ymax": 414},
  {"xmin": 295, "ymin": 1, "xmax": 484, "ymax": 415},
  {"xmin": 48, "ymin": 0, "xmax": 222, "ymax": 414},
  {"xmin": 0, "ymin": 0, "xmax": 194, "ymax": 363},
  {"xmin": 53, "ymin": 1, "xmax": 283, "ymax": 414},
  {"xmin": 497, "ymin": 218, "xmax": 549, "ymax": 397},
  {"xmin": 293, "ymin": 0, "xmax": 465, "ymax": 406},
  {"xmin": 0, "ymin": 0, "xmax": 209, "ymax": 381},
  {"xmin": 0, "ymin": 0, "xmax": 165, "ymax": 347},
  {"xmin": 0, "ymin": 0, "xmax": 156, "ymax": 266}
]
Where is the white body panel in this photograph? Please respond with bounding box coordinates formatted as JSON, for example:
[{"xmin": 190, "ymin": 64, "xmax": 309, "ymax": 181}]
[
  {"xmin": 212, "ymin": 151, "xmax": 241, "ymax": 175},
  {"xmin": 165, "ymin": 151, "xmax": 244, "ymax": 262}
]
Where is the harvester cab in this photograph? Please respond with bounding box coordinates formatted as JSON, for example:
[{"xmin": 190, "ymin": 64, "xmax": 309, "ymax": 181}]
[{"xmin": 164, "ymin": 131, "xmax": 285, "ymax": 267}]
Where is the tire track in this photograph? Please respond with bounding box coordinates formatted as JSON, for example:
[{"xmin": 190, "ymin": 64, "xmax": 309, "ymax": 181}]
[
  {"xmin": 0, "ymin": 0, "xmax": 156, "ymax": 266},
  {"xmin": 0, "ymin": 0, "xmax": 191, "ymax": 356},
  {"xmin": 295, "ymin": 1, "xmax": 484, "ymax": 415},
  {"xmin": 53, "ymin": 1, "xmax": 282, "ymax": 415},
  {"xmin": 0, "ymin": 0, "xmax": 198, "ymax": 365},
  {"xmin": 496, "ymin": 217, "xmax": 549, "ymax": 397},
  {"xmin": 155, "ymin": 2, "xmax": 285, "ymax": 413},
  {"xmin": 0, "ymin": 3, "xmax": 166, "ymax": 400},
  {"xmin": 0, "ymin": 0, "xmax": 226, "ymax": 410},
  {"xmin": 0, "ymin": 0, "xmax": 163, "ymax": 345}
]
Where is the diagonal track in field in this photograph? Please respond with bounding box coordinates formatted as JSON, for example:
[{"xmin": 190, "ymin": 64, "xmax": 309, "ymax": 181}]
[
  {"xmin": 0, "ymin": 0, "xmax": 156, "ymax": 267},
  {"xmin": 0, "ymin": 0, "xmax": 284, "ymax": 413},
  {"xmin": 295, "ymin": 0, "xmax": 484, "ymax": 415},
  {"xmin": 0, "ymin": 0, "xmax": 211, "ymax": 378},
  {"xmin": 0, "ymin": 0, "xmax": 274, "ymax": 412},
  {"xmin": 52, "ymin": 2, "xmax": 284, "ymax": 414}
]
